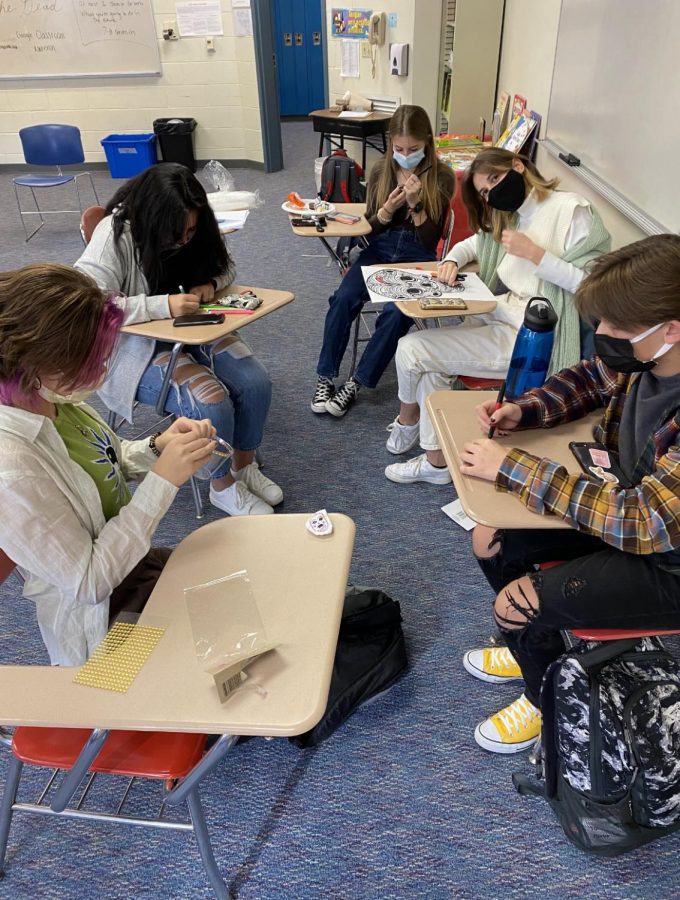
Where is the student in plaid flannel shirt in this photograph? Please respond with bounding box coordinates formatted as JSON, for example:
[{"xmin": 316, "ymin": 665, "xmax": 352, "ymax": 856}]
[{"xmin": 456, "ymin": 235, "xmax": 680, "ymax": 754}]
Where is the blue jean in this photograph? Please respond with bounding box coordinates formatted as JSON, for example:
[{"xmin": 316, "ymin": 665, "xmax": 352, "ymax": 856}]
[
  {"xmin": 136, "ymin": 336, "xmax": 272, "ymax": 480},
  {"xmin": 316, "ymin": 229, "xmax": 437, "ymax": 388}
]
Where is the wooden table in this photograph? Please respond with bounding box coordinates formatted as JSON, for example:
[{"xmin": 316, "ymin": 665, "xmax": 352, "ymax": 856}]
[
  {"xmin": 288, "ymin": 202, "xmax": 370, "ymax": 274},
  {"xmin": 0, "ymin": 513, "xmax": 356, "ymax": 735},
  {"xmin": 309, "ymin": 108, "xmax": 392, "ymax": 170},
  {"xmin": 426, "ymin": 390, "xmax": 602, "ymax": 529}
]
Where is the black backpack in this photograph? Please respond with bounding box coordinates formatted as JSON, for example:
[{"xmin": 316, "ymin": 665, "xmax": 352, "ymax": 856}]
[
  {"xmin": 513, "ymin": 637, "xmax": 680, "ymax": 856},
  {"xmin": 292, "ymin": 586, "xmax": 407, "ymax": 747},
  {"xmin": 320, "ymin": 151, "xmax": 366, "ymax": 204}
]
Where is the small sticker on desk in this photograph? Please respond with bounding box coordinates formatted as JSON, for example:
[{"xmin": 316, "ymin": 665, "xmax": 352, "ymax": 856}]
[{"xmin": 441, "ymin": 499, "xmax": 476, "ymax": 531}]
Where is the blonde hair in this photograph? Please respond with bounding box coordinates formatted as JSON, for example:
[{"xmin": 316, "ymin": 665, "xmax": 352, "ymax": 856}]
[
  {"xmin": 461, "ymin": 148, "xmax": 559, "ymax": 241},
  {"xmin": 368, "ymin": 105, "xmax": 444, "ymax": 225}
]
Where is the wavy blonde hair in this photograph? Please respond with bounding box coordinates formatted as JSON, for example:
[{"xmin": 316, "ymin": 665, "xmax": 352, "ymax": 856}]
[
  {"xmin": 461, "ymin": 148, "xmax": 559, "ymax": 241},
  {"xmin": 368, "ymin": 105, "xmax": 444, "ymax": 225}
]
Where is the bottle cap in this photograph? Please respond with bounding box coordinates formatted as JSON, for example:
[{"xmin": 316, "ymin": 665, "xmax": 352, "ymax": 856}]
[{"xmin": 524, "ymin": 297, "xmax": 558, "ymax": 333}]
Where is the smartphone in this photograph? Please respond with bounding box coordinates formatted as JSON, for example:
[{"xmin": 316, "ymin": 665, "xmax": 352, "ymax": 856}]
[
  {"xmin": 290, "ymin": 218, "xmax": 318, "ymax": 227},
  {"xmin": 569, "ymin": 441, "xmax": 631, "ymax": 488},
  {"xmin": 173, "ymin": 313, "xmax": 225, "ymax": 327}
]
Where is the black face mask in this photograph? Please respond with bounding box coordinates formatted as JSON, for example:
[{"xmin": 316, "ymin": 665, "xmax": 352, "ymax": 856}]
[
  {"xmin": 594, "ymin": 333, "xmax": 657, "ymax": 374},
  {"xmin": 486, "ymin": 169, "xmax": 526, "ymax": 212}
]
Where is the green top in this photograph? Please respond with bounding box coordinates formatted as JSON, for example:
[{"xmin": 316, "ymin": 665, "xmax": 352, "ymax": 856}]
[{"xmin": 53, "ymin": 404, "xmax": 131, "ymax": 521}]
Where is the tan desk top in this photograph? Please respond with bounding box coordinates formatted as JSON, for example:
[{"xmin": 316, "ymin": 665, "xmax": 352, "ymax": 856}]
[
  {"xmin": 121, "ymin": 285, "xmax": 294, "ymax": 345},
  {"xmin": 0, "ymin": 514, "xmax": 355, "ymax": 736},
  {"xmin": 309, "ymin": 108, "xmax": 392, "ymax": 124},
  {"xmin": 427, "ymin": 390, "xmax": 602, "ymax": 529},
  {"xmin": 289, "ymin": 202, "xmax": 371, "ymax": 238},
  {"xmin": 365, "ymin": 261, "xmax": 496, "ymax": 320}
]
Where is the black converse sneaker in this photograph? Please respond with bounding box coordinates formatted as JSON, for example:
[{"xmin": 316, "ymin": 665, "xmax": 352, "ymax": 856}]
[
  {"xmin": 311, "ymin": 377, "xmax": 335, "ymax": 413},
  {"xmin": 325, "ymin": 379, "xmax": 359, "ymax": 417}
]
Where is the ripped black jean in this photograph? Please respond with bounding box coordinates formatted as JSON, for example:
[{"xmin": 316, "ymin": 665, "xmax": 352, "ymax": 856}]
[{"xmin": 476, "ymin": 528, "xmax": 680, "ymax": 706}]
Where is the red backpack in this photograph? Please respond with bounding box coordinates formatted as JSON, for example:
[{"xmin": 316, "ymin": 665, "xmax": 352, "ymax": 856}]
[{"xmin": 320, "ymin": 150, "xmax": 366, "ymax": 203}]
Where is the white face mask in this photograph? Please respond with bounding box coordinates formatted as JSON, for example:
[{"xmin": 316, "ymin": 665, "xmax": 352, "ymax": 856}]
[{"xmin": 38, "ymin": 385, "xmax": 96, "ymax": 405}]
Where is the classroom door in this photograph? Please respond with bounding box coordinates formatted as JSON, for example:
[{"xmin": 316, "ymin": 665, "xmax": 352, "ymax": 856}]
[{"xmin": 273, "ymin": 0, "xmax": 325, "ymax": 116}]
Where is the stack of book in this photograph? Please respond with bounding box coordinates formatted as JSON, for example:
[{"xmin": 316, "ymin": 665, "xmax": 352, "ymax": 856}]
[{"xmin": 435, "ymin": 133, "xmax": 486, "ymax": 171}]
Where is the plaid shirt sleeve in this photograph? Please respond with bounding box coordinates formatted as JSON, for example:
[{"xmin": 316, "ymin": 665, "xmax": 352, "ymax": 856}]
[
  {"xmin": 514, "ymin": 357, "xmax": 620, "ymax": 429},
  {"xmin": 496, "ymin": 447, "xmax": 680, "ymax": 555}
]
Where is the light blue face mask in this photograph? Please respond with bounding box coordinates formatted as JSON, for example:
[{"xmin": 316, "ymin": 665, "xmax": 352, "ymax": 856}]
[{"xmin": 393, "ymin": 149, "xmax": 426, "ymax": 170}]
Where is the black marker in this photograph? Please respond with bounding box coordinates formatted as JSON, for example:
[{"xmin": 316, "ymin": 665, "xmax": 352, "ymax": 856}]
[
  {"xmin": 558, "ymin": 152, "xmax": 581, "ymax": 167},
  {"xmin": 487, "ymin": 381, "xmax": 507, "ymax": 439}
]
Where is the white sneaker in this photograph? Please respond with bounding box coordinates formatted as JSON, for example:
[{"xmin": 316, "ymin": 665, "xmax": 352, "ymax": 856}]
[
  {"xmin": 385, "ymin": 417, "xmax": 420, "ymax": 455},
  {"xmin": 463, "ymin": 647, "xmax": 523, "ymax": 684},
  {"xmin": 385, "ymin": 453, "xmax": 452, "ymax": 485},
  {"xmin": 232, "ymin": 461, "xmax": 283, "ymax": 506},
  {"xmin": 210, "ymin": 481, "xmax": 273, "ymax": 516},
  {"xmin": 474, "ymin": 694, "xmax": 542, "ymax": 754}
]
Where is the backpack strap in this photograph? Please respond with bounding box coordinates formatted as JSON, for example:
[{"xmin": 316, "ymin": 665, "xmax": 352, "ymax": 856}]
[
  {"xmin": 576, "ymin": 638, "xmax": 640, "ymax": 674},
  {"xmin": 512, "ymin": 772, "xmax": 546, "ymax": 799}
]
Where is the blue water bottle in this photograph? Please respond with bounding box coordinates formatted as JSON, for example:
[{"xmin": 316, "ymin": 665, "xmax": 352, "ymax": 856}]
[{"xmin": 504, "ymin": 297, "xmax": 558, "ymax": 400}]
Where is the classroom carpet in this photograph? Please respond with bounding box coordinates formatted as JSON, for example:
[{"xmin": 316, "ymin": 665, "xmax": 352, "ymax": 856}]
[{"xmin": 0, "ymin": 123, "xmax": 675, "ymax": 899}]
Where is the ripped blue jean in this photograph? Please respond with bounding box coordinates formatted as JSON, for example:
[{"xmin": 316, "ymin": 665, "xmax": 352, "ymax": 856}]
[{"xmin": 136, "ymin": 333, "xmax": 272, "ymax": 480}]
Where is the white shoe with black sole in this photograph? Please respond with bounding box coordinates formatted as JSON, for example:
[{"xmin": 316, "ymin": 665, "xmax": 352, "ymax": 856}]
[{"xmin": 311, "ymin": 378, "xmax": 335, "ymax": 413}]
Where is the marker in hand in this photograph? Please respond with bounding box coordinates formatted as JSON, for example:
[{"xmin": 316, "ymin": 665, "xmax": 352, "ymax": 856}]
[{"xmin": 487, "ymin": 381, "xmax": 507, "ymax": 439}]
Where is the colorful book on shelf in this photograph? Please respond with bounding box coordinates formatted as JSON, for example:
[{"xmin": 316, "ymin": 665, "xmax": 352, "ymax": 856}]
[
  {"xmin": 435, "ymin": 133, "xmax": 484, "ymax": 150},
  {"xmin": 523, "ymin": 110, "xmax": 542, "ymax": 159},
  {"xmin": 496, "ymin": 113, "xmax": 538, "ymax": 154},
  {"xmin": 497, "ymin": 90, "xmax": 510, "ymax": 131},
  {"xmin": 511, "ymin": 93, "xmax": 527, "ymax": 119},
  {"xmin": 437, "ymin": 149, "xmax": 483, "ymax": 171}
]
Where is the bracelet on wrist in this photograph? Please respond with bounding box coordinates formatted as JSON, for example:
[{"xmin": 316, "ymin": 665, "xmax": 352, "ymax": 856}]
[
  {"xmin": 377, "ymin": 207, "xmax": 393, "ymax": 225},
  {"xmin": 148, "ymin": 432, "xmax": 163, "ymax": 457}
]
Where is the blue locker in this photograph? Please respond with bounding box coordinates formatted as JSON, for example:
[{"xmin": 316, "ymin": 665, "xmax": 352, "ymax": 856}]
[{"xmin": 274, "ymin": 0, "xmax": 325, "ymax": 116}]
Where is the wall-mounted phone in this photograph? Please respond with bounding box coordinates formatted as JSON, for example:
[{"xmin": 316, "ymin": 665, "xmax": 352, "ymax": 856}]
[{"xmin": 369, "ymin": 12, "xmax": 386, "ymax": 46}]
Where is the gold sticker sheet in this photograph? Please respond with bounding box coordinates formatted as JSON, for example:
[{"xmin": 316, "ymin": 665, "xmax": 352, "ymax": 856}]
[{"xmin": 73, "ymin": 622, "xmax": 165, "ymax": 693}]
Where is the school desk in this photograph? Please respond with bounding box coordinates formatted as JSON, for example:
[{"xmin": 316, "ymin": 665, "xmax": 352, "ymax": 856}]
[
  {"xmin": 0, "ymin": 513, "xmax": 355, "ymax": 733},
  {"xmin": 382, "ymin": 261, "xmax": 497, "ymax": 324},
  {"xmin": 289, "ymin": 202, "xmax": 371, "ymax": 273},
  {"xmin": 121, "ymin": 284, "xmax": 294, "ymax": 418},
  {"xmin": 309, "ymin": 108, "xmax": 392, "ymax": 171},
  {"xmin": 426, "ymin": 390, "xmax": 602, "ymax": 529}
]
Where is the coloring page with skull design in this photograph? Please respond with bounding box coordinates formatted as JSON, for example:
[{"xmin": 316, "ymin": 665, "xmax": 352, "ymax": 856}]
[{"xmin": 360, "ymin": 267, "xmax": 495, "ymax": 304}]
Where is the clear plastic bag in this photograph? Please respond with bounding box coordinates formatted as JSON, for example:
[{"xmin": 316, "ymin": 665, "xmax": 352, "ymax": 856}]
[
  {"xmin": 202, "ymin": 159, "xmax": 235, "ymax": 193},
  {"xmin": 206, "ymin": 189, "xmax": 264, "ymax": 211},
  {"xmin": 184, "ymin": 570, "xmax": 273, "ymax": 702},
  {"xmin": 192, "ymin": 436, "xmax": 233, "ymax": 481}
]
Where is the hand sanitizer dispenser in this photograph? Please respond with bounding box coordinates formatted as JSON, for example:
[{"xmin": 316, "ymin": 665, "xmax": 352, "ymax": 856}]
[{"xmin": 390, "ymin": 43, "xmax": 408, "ymax": 76}]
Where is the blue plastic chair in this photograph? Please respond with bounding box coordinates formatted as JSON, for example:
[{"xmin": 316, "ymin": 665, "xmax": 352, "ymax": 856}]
[{"xmin": 13, "ymin": 124, "xmax": 100, "ymax": 241}]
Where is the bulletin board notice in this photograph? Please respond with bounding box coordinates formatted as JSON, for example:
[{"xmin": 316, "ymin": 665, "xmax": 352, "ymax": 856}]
[{"xmin": 331, "ymin": 8, "xmax": 372, "ymax": 39}]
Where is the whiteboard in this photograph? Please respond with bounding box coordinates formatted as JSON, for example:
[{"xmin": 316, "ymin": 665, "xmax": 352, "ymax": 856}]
[
  {"xmin": 545, "ymin": 0, "xmax": 678, "ymax": 234},
  {"xmin": 0, "ymin": 0, "xmax": 161, "ymax": 79}
]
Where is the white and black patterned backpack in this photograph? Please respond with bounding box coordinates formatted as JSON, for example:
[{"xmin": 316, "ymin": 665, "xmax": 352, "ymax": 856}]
[{"xmin": 513, "ymin": 637, "xmax": 680, "ymax": 855}]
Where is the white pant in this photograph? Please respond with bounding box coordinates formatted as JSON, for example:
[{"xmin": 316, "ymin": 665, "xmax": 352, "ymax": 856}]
[{"xmin": 395, "ymin": 296, "xmax": 526, "ymax": 450}]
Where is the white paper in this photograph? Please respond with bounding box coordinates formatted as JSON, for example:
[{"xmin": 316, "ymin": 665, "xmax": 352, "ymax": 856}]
[
  {"xmin": 232, "ymin": 0, "xmax": 250, "ymax": 6},
  {"xmin": 339, "ymin": 110, "xmax": 370, "ymax": 118},
  {"xmin": 213, "ymin": 209, "xmax": 249, "ymax": 232},
  {"xmin": 176, "ymin": 0, "xmax": 223, "ymax": 37},
  {"xmin": 361, "ymin": 266, "xmax": 496, "ymax": 304},
  {"xmin": 340, "ymin": 39, "xmax": 360, "ymax": 78},
  {"xmin": 233, "ymin": 8, "xmax": 253, "ymax": 37},
  {"xmin": 441, "ymin": 499, "xmax": 476, "ymax": 531}
]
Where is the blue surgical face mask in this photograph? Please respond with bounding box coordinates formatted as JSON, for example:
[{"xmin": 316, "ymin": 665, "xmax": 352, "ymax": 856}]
[{"xmin": 393, "ymin": 149, "xmax": 426, "ymax": 170}]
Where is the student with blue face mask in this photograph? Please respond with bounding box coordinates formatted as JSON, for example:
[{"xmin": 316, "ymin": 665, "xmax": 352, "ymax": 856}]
[{"xmin": 312, "ymin": 104, "xmax": 455, "ymax": 418}]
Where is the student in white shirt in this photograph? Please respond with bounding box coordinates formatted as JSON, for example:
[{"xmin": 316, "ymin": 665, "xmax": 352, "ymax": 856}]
[
  {"xmin": 0, "ymin": 263, "xmax": 217, "ymax": 666},
  {"xmin": 383, "ymin": 148, "xmax": 610, "ymax": 487}
]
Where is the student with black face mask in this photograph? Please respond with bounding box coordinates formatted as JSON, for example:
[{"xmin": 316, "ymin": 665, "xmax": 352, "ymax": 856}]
[
  {"xmin": 384, "ymin": 148, "xmax": 611, "ymax": 488},
  {"xmin": 457, "ymin": 235, "xmax": 680, "ymax": 754}
]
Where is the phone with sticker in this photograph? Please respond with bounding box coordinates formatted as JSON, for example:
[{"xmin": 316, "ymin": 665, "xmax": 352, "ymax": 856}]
[{"xmin": 569, "ymin": 441, "xmax": 632, "ymax": 488}]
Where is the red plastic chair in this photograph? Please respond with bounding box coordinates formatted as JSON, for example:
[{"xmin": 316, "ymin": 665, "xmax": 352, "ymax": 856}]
[{"xmin": 0, "ymin": 552, "xmax": 235, "ymax": 899}]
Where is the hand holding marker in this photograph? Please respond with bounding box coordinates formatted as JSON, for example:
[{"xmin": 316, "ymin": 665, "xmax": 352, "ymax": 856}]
[{"xmin": 487, "ymin": 381, "xmax": 507, "ymax": 439}]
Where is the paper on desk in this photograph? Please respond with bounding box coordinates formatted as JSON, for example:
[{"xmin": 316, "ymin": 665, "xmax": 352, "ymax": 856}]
[
  {"xmin": 361, "ymin": 266, "xmax": 495, "ymax": 304},
  {"xmin": 339, "ymin": 110, "xmax": 370, "ymax": 118},
  {"xmin": 212, "ymin": 209, "xmax": 249, "ymax": 231},
  {"xmin": 340, "ymin": 39, "xmax": 360, "ymax": 78},
  {"xmin": 442, "ymin": 499, "xmax": 476, "ymax": 531}
]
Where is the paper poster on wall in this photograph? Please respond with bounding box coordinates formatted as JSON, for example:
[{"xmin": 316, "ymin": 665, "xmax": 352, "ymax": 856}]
[
  {"xmin": 176, "ymin": 1, "xmax": 223, "ymax": 37},
  {"xmin": 233, "ymin": 8, "xmax": 253, "ymax": 37},
  {"xmin": 340, "ymin": 40, "xmax": 360, "ymax": 77},
  {"xmin": 331, "ymin": 8, "xmax": 372, "ymax": 39}
]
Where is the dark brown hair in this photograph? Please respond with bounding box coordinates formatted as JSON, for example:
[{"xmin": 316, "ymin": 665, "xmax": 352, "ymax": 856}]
[
  {"xmin": 0, "ymin": 263, "xmax": 123, "ymax": 407},
  {"xmin": 461, "ymin": 147, "xmax": 559, "ymax": 241},
  {"xmin": 576, "ymin": 234, "xmax": 680, "ymax": 330},
  {"xmin": 369, "ymin": 104, "xmax": 445, "ymax": 225}
]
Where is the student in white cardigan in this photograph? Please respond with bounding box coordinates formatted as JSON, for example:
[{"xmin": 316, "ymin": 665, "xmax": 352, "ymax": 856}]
[{"xmin": 384, "ymin": 148, "xmax": 611, "ymax": 486}]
